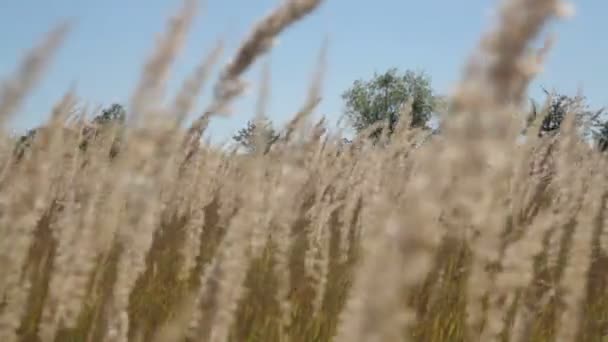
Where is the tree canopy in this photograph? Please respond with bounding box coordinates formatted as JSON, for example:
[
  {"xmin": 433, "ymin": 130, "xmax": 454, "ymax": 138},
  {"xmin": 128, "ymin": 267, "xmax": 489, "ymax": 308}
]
[
  {"xmin": 232, "ymin": 117, "xmax": 280, "ymax": 154},
  {"xmin": 529, "ymin": 89, "xmax": 605, "ymax": 142},
  {"xmin": 341, "ymin": 68, "xmax": 438, "ymax": 140},
  {"xmin": 13, "ymin": 103, "xmax": 127, "ymax": 160}
]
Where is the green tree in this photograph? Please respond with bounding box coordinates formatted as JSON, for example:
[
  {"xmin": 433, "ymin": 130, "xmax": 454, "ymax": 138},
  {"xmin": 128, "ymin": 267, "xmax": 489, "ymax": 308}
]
[
  {"xmin": 92, "ymin": 103, "xmax": 126, "ymax": 126},
  {"xmin": 232, "ymin": 117, "xmax": 280, "ymax": 154},
  {"xmin": 594, "ymin": 120, "xmax": 608, "ymax": 152},
  {"xmin": 13, "ymin": 128, "xmax": 38, "ymax": 160},
  {"xmin": 529, "ymin": 89, "xmax": 604, "ymax": 140},
  {"xmin": 341, "ymin": 68, "xmax": 437, "ymax": 140},
  {"xmin": 13, "ymin": 103, "xmax": 127, "ymax": 160},
  {"xmin": 87, "ymin": 103, "xmax": 127, "ymax": 158}
]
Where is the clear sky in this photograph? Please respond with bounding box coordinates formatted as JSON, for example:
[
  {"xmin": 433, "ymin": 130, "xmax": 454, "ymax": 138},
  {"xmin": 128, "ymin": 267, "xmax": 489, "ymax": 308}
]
[{"xmin": 1, "ymin": 0, "xmax": 606, "ymax": 142}]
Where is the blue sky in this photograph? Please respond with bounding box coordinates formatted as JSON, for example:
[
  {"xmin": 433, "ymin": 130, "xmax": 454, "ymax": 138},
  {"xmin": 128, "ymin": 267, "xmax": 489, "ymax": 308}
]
[{"xmin": 1, "ymin": 0, "xmax": 606, "ymax": 142}]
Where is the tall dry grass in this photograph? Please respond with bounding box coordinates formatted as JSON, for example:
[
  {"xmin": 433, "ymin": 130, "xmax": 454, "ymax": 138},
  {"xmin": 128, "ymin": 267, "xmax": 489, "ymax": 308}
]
[{"xmin": 1, "ymin": 0, "xmax": 606, "ymax": 341}]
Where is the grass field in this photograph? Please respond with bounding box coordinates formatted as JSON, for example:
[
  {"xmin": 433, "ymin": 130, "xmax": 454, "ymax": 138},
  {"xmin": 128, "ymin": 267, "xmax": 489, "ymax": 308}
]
[{"xmin": 1, "ymin": 0, "xmax": 607, "ymax": 341}]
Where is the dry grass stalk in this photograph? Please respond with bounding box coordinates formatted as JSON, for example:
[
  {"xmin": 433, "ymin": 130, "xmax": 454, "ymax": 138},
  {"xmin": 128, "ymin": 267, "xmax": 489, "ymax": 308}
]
[{"xmin": 0, "ymin": 23, "xmax": 70, "ymax": 125}]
